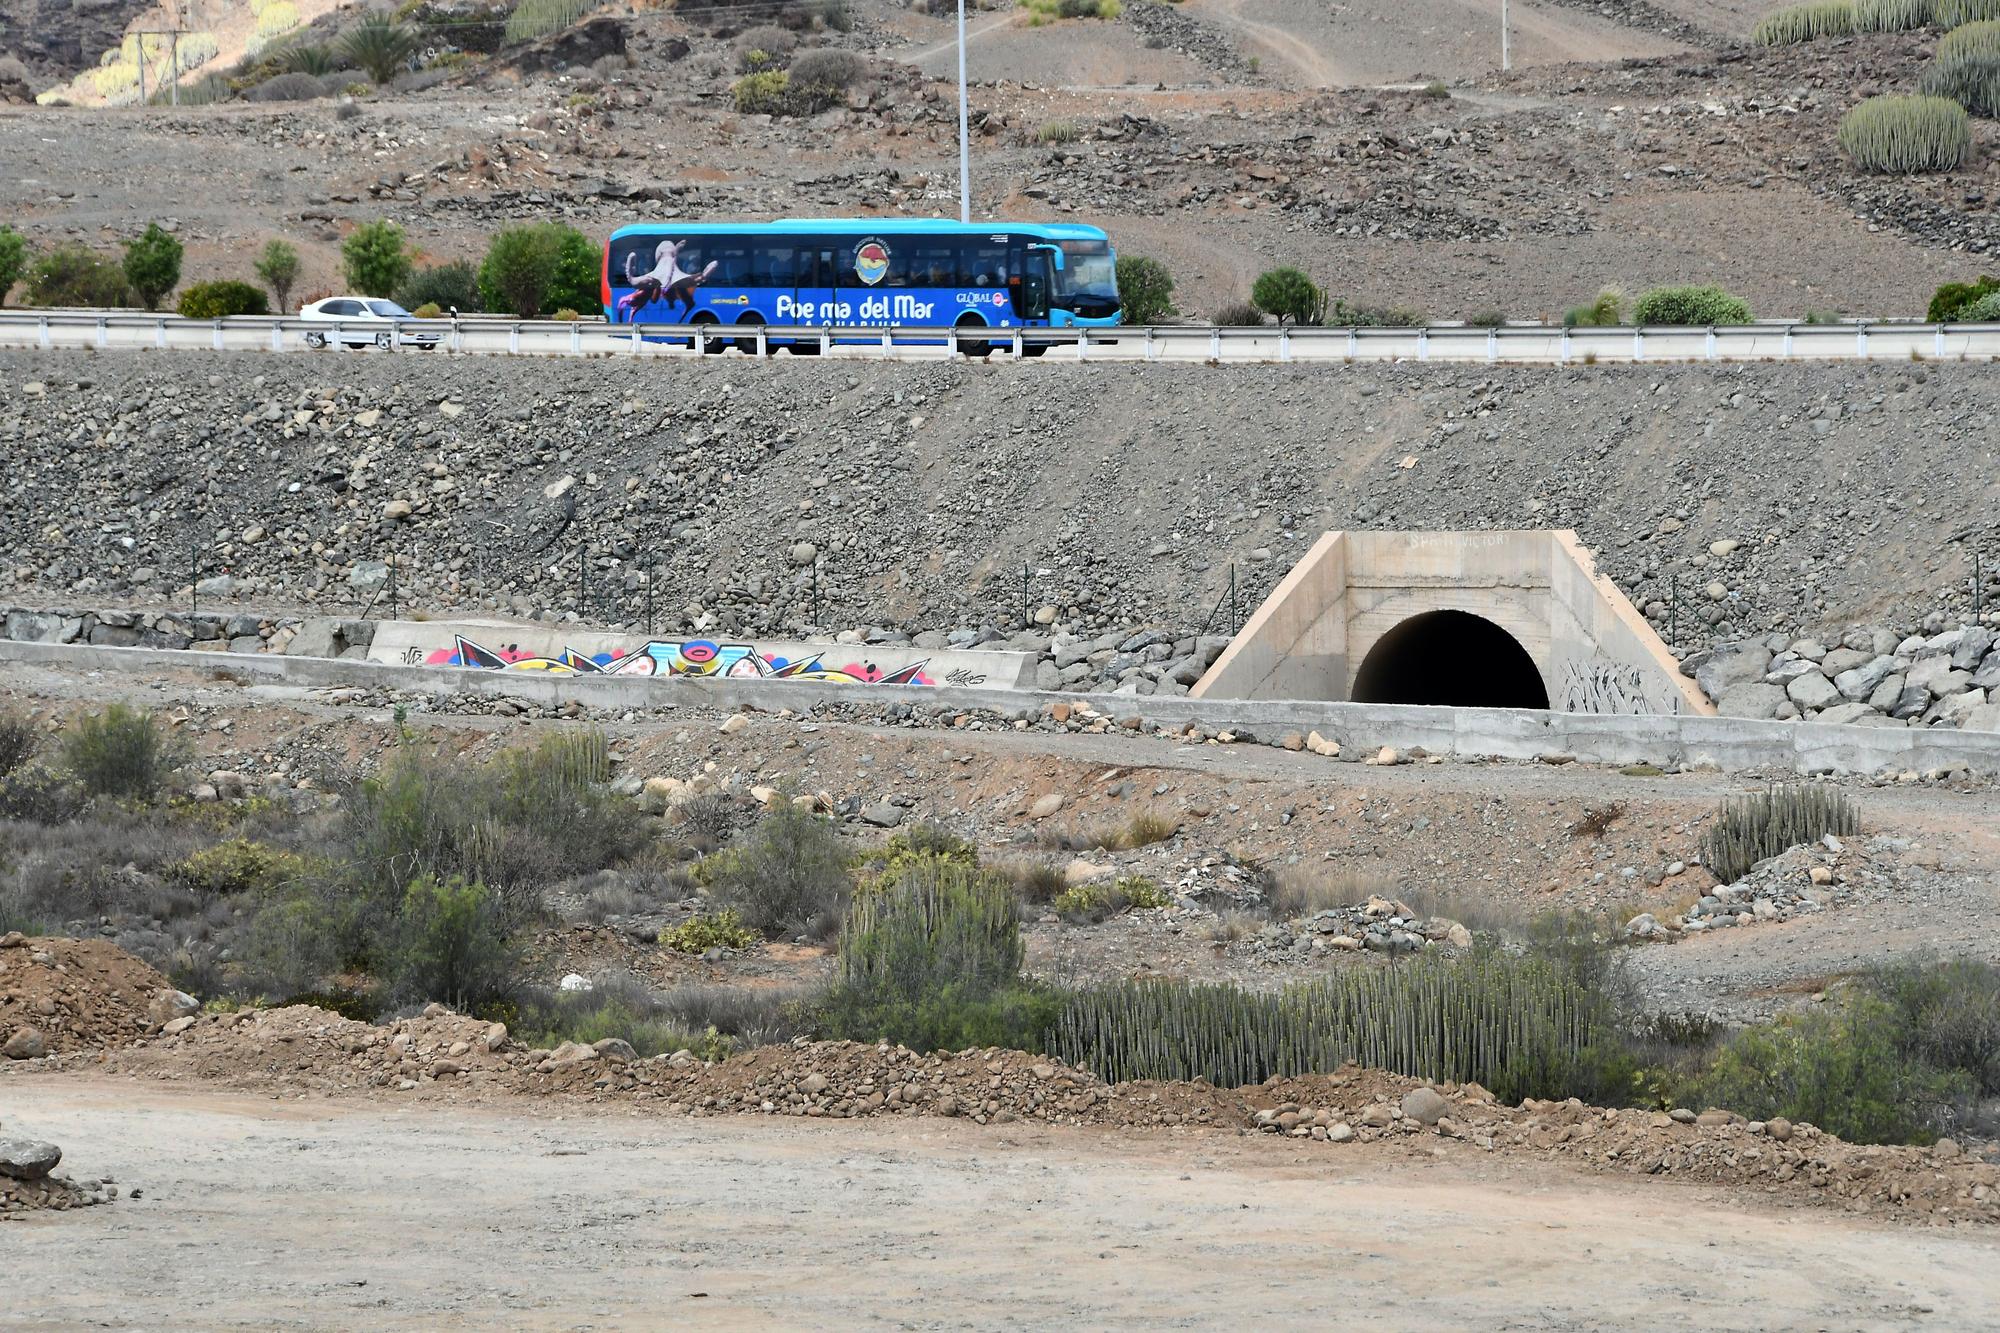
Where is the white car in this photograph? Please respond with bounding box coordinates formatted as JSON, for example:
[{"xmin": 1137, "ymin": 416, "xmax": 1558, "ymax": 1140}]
[{"xmin": 298, "ymin": 296, "xmax": 441, "ymax": 350}]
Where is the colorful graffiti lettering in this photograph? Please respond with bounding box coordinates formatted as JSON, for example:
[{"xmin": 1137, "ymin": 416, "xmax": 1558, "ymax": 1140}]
[{"xmin": 425, "ymin": 635, "xmax": 935, "ymax": 687}]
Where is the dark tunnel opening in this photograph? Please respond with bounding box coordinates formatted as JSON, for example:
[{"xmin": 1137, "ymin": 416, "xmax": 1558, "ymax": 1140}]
[{"xmin": 1350, "ymin": 610, "xmax": 1551, "ymax": 710}]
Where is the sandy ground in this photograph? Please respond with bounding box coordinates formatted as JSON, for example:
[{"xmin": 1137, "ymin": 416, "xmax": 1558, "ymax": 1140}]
[{"xmin": 3, "ymin": 1076, "xmax": 1993, "ymax": 1330}]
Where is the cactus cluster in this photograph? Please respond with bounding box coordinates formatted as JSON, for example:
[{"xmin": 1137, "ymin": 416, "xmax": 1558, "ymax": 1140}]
[
  {"xmin": 1937, "ymin": 0, "xmax": 2000, "ymax": 25},
  {"xmin": 1941, "ymin": 16, "xmax": 2000, "ymax": 55},
  {"xmin": 1701, "ymin": 785, "xmax": 1860, "ymax": 885},
  {"xmin": 1920, "ymin": 50, "xmax": 2000, "ymax": 115},
  {"xmin": 505, "ymin": 0, "xmax": 595, "ymax": 45},
  {"xmin": 1837, "ymin": 94, "xmax": 1972, "ymax": 171},
  {"xmin": 1854, "ymin": 0, "xmax": 1936, "ymax": 30},
  {"xmin": 1048, "ymin": 953, "xmax": 1598, "ymax": 1103},
  {"xmin": 1753, "ymin": 1, "xmax": 1859, "ymax": 43}
]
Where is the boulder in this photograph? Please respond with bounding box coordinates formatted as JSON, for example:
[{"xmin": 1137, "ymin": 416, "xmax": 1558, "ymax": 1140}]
[
  {"xmin": 1786, "ymin": 671, "xmax": 1840, "ymax": 710},
  {"xmin": 1833, "ymin": 655, "xmax": 1896, "ymax": 701},
  {"xmin": 0, "ymin": 1138, "xmax": 61, "ymax": 1180},
  {"xmin": 2, "ymin": 1027, "xmax": 45, "ymax": 1060},
  {"xmin": 1715, "ymin": 681, "xmax": 1786, "ymax": 719},
  {"xmin": 1400, "ymin": 1087, "xmax": 1451, "ymax": 1126},
  {"xmin": 1695, "ymin": 643, "xmax": 1771, "ymax": 700}
]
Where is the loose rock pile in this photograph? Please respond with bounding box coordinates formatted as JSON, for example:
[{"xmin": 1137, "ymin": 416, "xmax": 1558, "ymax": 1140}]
[
  {"xmin": 1623, "ymin": 834, "xmax": 1918, "ymax": 942},
  {"xmin": 1694, "ymin": 623, "xmax": 2000, "ymax": 732},
  {"xmin": 1248, "ymin": 895, "xmax": 1475, "ymax": 959},
  {"xmin": 0, "ymin": 934, "xmax": 191, "ymax": 1058},
  {"xmin": 0, "ymin": 1126, "xmax": 115, "ymax": 1216}
]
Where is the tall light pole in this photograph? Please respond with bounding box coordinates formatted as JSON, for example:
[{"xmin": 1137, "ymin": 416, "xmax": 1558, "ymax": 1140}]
[
  {"xmin": 1501, "ymin": 0, "xmax": 1511, "ymax": 72},
  {"xmin": 957, "ymin": 0, "xmax": 971, "ymax": 223}
]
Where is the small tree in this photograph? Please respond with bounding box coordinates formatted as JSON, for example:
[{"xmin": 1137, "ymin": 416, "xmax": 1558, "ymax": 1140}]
[
  {"xmin": 340, "ymin": 14, "xmax": 416, "ymax": 85},
  {"xmin": 1115, "ymin": 255, "xmax": 1176, "ymax": 325},
  {"xmin": 25, "ymin": 245, "xmax": 131, "ymax": 307},
  {"xmin": 1250, "ymin": 266, "xmax": 1325, "ymax": 326},
  {"xmin": 0, "ymin": 225, "xmax": 25, "ymax": 308},
  {"xmin": 477, "ymin": 223, "xmax": 599, "ymax": 318},
  {"xmin": 342, "ymin": 220, "xmax": 411, "ymax": 298},
  {"xmin": 392, "ymin": 875, "xmax": 519, "ymax": 1012},
  {"xmin": 255, "ymin": 239, "xmax": 301, "ymax": 312},
  {"xmin": 123, "ymin": 223, "xmax": 183, "ymax": 312}
]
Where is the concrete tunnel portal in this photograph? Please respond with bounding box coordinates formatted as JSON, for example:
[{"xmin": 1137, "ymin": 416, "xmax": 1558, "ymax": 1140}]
[{"xmin": 1349, "ymin": 609, "xmax": 1551, "ymax": 710}]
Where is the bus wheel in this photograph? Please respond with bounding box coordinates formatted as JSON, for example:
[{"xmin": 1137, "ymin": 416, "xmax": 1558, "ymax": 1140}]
[
  {"xmin": 734, "ymin": 314, "xmax": 765, "ymax": 356},
  {"xmin": 954, "ymin": 317, "xmax": 993, "ymax": 358},
  {"xmin": 692, "ymin": 315, "xmax": 723, "ymax": 355}
]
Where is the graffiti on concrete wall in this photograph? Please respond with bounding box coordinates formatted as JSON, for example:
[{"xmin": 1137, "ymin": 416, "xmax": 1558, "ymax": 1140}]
[
  {"xmin": 1556, "ymin": 657, "xmax": 1681, "ymax": 715},
  {"xmin": 417, "ymin": 634, "xmax": 936, "ymax": 686}
]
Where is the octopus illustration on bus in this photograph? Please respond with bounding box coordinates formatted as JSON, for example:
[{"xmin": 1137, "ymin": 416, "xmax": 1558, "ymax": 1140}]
[{"xmin": 599, "ymin": 218, "xmax": 1123, "ymax": 351}]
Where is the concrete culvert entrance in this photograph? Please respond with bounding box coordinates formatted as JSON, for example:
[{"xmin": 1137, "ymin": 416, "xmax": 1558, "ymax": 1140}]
[{"xmin": 1351, "ymin": 610, "xmax": 1551, "ymax": 710}]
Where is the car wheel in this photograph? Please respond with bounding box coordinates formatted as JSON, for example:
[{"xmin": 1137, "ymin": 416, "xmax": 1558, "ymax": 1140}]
[
  {"xmin": 375, "ymin": 332, "xmax": 393, "ymax": 349},
  {"xmin": 734, "ymin": 314, "xmax": 765, "ymax": 355},
  {"xmin": 304, "ymin": 331, "xmax": 326, "ymax": 349},
  {"xmin": 692, "ymin": 314, "xmax": 723, "ymax": 355}
]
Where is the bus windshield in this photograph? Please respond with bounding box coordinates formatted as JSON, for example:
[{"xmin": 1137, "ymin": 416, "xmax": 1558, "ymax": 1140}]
[{"xmin": 1056, "ymin": 240, "xmax": 1119, "ymax": 319}]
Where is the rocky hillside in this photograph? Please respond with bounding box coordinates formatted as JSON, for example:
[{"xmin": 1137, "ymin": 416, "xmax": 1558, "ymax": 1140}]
[{"xmin": 3, "ymin": 349, "xmax": 1996, "ymax": 654}]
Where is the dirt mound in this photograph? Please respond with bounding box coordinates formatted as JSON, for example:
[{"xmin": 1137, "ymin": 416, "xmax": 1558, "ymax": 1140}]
[{"xmin": 0, "ymin": 935, "xmax": 185, "ymax": 1058}]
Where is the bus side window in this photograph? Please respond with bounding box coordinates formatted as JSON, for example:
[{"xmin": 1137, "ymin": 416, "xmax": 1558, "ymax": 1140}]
[
  {"xmin": 710, "ymin": 236, "xmax": 750, "ymax": 286},
  {"xmin": 751, "ymin": 243, "xmax": 797, "ymax": 287},
  {"xmin": 965, "ymin": 240, "xmax": 1007, "ymax": 287}
]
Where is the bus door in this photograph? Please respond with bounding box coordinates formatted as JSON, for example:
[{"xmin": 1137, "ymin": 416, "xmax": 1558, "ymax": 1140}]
[{"xmin": 787, "ymin": 235, "xmax": 841, "ymax": 327}]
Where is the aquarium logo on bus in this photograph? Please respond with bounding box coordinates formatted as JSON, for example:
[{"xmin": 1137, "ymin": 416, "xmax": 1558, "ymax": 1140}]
[{"xmin": 774, "ymin": 292, "xmax": 939, "ymax": 322}]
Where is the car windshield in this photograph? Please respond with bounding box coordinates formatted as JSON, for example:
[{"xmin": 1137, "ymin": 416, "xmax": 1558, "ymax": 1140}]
[
  {"xmin": 366, "ymin": 300, "xmax": 411, "ymax": 318},
  {"xmin": 1055, "ymin": 242, "xmax": 1118, "ymax": 300}
]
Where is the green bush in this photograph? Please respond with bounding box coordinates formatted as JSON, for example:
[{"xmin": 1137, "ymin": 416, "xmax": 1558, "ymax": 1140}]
[
  {"xmin": 0, "ymin": 226, "xmax": 24, "ymax": 308},
  {"xmin": 0, "ymin": 712, "xmax": 38, "ymax": 777},
  {"xmin": 342, "ymin": 729, "xmax": 650, "ymax": 929},
  {"xmin": 411, "ymin": 301, "xmax": 442, "ymax": 319},
  {"xmin": 1050, "ymin": 950, "xmax": 1605, "ymax": 1103},
  {"xmin": 339, "ymin": 14, "xmax": 415, "ymax": 83},
  {"xmin": 1114, "ymin": 255, "xmax": 1176, "ymax": 324},
  {"xmin": 1562, "ymin": 287, "xmax": 1623, "ymax": 327},
  {"xmin": 1051, "ymin": 875, "xmax": 1171, "ymax": 923},
  {"xmin": 700, "ymin": 804, "xmax": 851, "ymax": 939},
  {"xmin": 26, "ymin": 244, "xmax": 131, "ymax": 307},
  {"xmin": 660, "ymin": 909, "xmax": 758, "ymax": 953},
  {"xmin": 1919, "ymin": 50, "xmax": 2000, "ymax": 116},
  {"xmin": 166, "ymin": 838, "xmax": 307, "ymax": 897},
  {"xmin": 1752, "ymin": 1, "xmax": 1858, "ymax": 43},
  {"xmin": 122, "ymin": 223, "xmax": 183, "ymax": 312},
  {"xmin": 341, "ymin": 220, "xmax": 412, "ymax": 298},
  {"xmin": 256, "ymin": 1, "xmax": 301, "ymax": 38},
  {"xmin": 58, "ymin": 704, "xmax": 188, "ymax": 801},
  {"xmin": 1036, "ymin": 119, "xmax": 1079, "ymax": 144},
  {"xmin": 1688, "ymin": 995, "xmax": 1972, "ymax": 1144},
  {"xmin": 734, "ymin": 26, "xmax": 797, "ymax": 72},
  {"xmin": 275, "ymin": 43, "xmax": 341, "ymax": 76},
  {"xmin": 396, "ymin": 259, "xmax": 480, "ymax": 314},
  {"xmin": 476, "ymin": 224, "xmax": 598, "ymax": 318},
  {"xmin": 249, "ymin": 70, "xmax": 326, "ymax": 101},
  {"xmin": 734, "ymin": 70, "xmax": 792, "ymax": 114},
  {"xmin": 255, "ymin": 239, "xmax": 301, "ymax": 312},
  {"xmin": 1853, "ymin": 0, "xmax": 1935, "ymax": 29},
  {"xmin": 1250, "ymin": 267, "xmax": 1325, "ymax": 325},
  {"xmin": 1926, "ymin": 273, "xmax": 2000, "ymax": 320},
  {"xmin": 854, "ymin": 824, "xmax": 978, "ymax": 897},
  {"xmin": 1838, "ymin": 94, "xmax": 1971, "ymax": 174},
  {"xmin": 1864, "ymin": 955, "xmax": 2000, "ymax": 1094},
  {"xmin": 504, "ymin": 0, "xmax": 593, "ymax": 44},
  {"xmin": 1957, "ymin": 289, "xmax": 2000, "ymax": 319},
  {"xmin": 391, "ymin": 874, "xmax": 519, "ymax": 1011},
  {"xmin": 1632, "ymin": 284, "xmax": 1753, "ymax": 325},
  {"xmin": 820, "ymin": 860, "xmax": 1061, "ymax": 1053},
  {"xmin": 1702, "ymin": 784, "xmax": 1858, "ymax": 884},
  {"xmin": 177, "ymin": 280, "xmax": 269, "ymax": 319},
  {"xmin": 788, "ymin": 47, "xmax": 866, "ymax": 91},
  {"xmin": 1940, "ymin": 17, "xmax": 2000, "ymax": 58}
]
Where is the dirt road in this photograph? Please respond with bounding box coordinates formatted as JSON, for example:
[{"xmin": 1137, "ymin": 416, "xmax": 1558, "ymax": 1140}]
[{"xmin": 4, "ymin": 1077, "xmax": 1990, "ymax": 1329}]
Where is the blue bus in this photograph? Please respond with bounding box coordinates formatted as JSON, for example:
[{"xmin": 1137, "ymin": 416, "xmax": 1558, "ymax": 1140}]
[{"xmin": 599, "ymin": 218, "xmax": 1121, "ymax": 351}]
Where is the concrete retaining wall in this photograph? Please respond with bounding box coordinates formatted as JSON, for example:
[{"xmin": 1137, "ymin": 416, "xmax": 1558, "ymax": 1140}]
[{"xmin": 5, "ymin": 638, "xmax": 1997, "ymax": 779}]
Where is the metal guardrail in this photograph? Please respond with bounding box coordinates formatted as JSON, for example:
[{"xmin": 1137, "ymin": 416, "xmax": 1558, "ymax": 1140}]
[{"xmin": 4, "ymin": 310, "xmax": 2000, "ymax": 364}]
